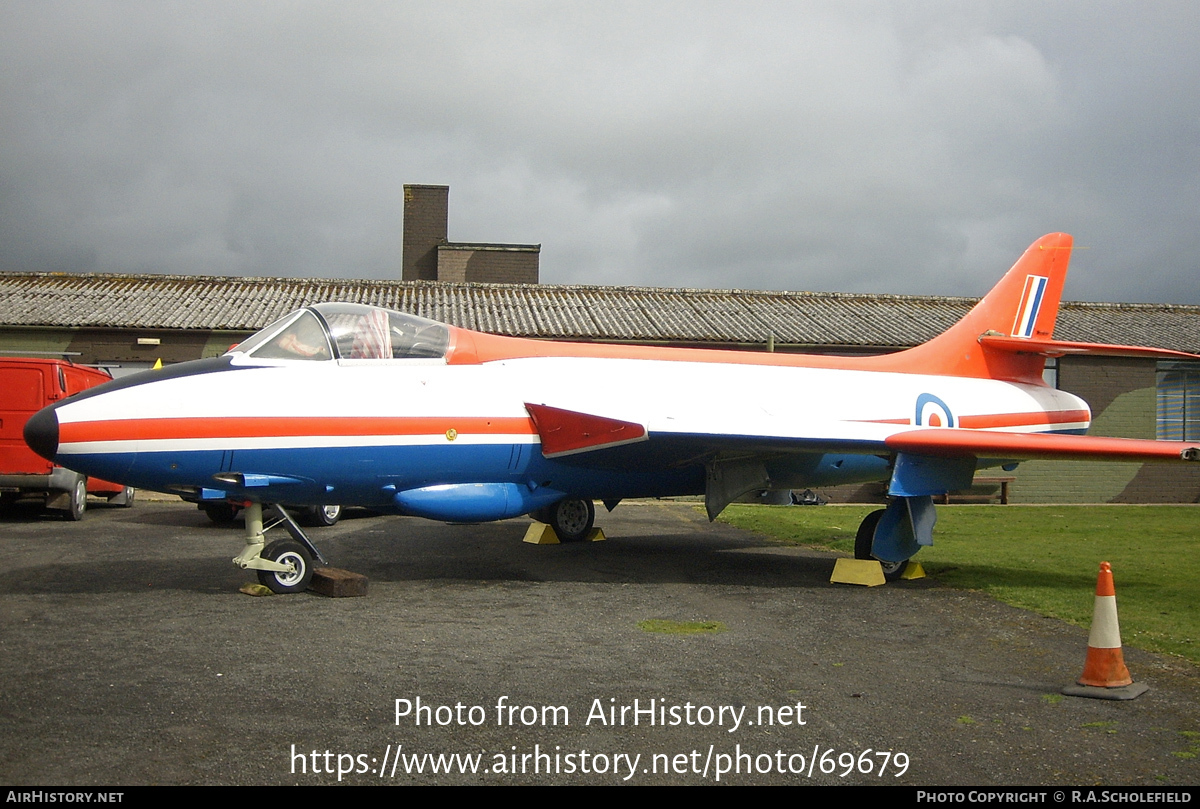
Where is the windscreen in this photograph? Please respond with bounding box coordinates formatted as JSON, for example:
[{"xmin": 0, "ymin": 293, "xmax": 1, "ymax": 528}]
[{"xmin": 243, "ymin": 310, "xmax": 334, "ymax": 361}]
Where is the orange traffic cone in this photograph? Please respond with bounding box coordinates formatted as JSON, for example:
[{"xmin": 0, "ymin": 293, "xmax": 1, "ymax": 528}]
[{"xmin": 1062, "ymin": 562, "xmax": 1148, "ymax": 700}]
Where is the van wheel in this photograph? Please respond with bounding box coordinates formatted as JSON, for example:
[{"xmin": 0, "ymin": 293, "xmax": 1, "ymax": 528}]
[
  {"xmin": 203, "ymin": 502, "xmax": 240, "ymax": 524},
  {"xmin": 306, "ymin": 505, "xmax": 342, "ymax": 526},
  {"xmin": 65, "ymin": 477, "xmax": 87, "ymax": 521}
]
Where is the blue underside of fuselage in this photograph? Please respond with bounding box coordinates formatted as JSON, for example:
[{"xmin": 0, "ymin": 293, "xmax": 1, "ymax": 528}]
[
  {"xmin": 62, "ymin": 439, "xmax": 893, "ymax": 518},
  {"xmin": 64, "ymin": 443, "xmax": 704, "ymax": 506}
]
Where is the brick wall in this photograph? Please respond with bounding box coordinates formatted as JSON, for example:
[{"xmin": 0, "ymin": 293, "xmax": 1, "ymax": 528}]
[
  {"xmin": 402, "ymin": 185, "xmax": 449, "ymax": 282},
  {"xmin": 437, "ymin": 245, "xmax": 539, "ymax": 284},
  {"xmin": 1010, "ymin": 356, "xmax": 1161, "ymax": 503},
  {"xmin": 1014, "ymin": 356, "xmax": 1200, "ymax": 500},
  {"xmin": 65, "ymin": 328, "xmax": 226, "ymax": 366}
]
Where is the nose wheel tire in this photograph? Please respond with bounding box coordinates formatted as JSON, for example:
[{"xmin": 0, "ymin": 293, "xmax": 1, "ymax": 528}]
[
  {"xmin": 548, "ymin": 498, "xmax": 595, "ymax": 542},
  {"xmin": 854, "ymin": 508, "xmax": 909, "ymax": 581},
  {"xmin": 257, "ymin": 540, "xmax": 314, "ymax": 594}
]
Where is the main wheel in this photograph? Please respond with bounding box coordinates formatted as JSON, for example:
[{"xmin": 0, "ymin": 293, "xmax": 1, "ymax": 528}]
[
  {"xmin": 306, "ymin": 504, "xmax": 342, "ymax": 526},
  {"xmin": 203, "ymin": 502, "xmax": 240, "ymax": 525},
  {"xmin": 119, "ymin": 486, "xmax": 135, "ymax": 508},
  {"xmin": 65, "ymin": 477, "xmax": 87, "ymax": 521},
  {"xmin": 854, "ymin": 508, "xmax": 908, "ymax": 580},
  {"xmin": 548, "ymin": 498, "xmax": 595, "ymax": 542},
  {"xmin": 257, "ymin": 540, "xmax": 314, "ymax": 594}
]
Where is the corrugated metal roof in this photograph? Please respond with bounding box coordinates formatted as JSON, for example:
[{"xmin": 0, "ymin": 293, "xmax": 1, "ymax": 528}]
[{"xmin": 2, "ymin": 271, "xmax": 1199, "ymax": 353}]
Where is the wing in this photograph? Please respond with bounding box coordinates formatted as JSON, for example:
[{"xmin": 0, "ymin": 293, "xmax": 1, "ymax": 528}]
[
  {"xmin": 886, "ymin": 428, "xmax": 1200, "ymax": 462},
  {"xmin": 524, "ymin": 402, "xmax": 1200, "ymax": 518}
]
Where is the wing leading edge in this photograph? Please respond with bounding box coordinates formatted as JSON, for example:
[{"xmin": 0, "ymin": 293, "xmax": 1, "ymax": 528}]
[{"xmin": 886, "ymin": 429, "xmax": 1200, "ymax": 462}]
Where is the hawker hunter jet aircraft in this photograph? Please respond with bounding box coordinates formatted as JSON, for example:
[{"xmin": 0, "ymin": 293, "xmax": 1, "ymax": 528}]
[{"xmin": 24, "ymin": 233, "xmax": 1200, "ymax": 592}]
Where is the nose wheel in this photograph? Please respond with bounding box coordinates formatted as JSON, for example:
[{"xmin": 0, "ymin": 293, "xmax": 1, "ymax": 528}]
[
  {"xmin": 257, "ymin": 540, "xmax": 314, "ymax": 594},
  {"xmin": 232, "ymin": 503, "xmax": 327, "ymax": 594}
]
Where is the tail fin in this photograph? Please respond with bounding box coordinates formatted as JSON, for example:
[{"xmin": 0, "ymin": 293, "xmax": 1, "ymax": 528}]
[{"xmin": 892, "ymin": 232, "xmax": 1073, "ymax": 383}]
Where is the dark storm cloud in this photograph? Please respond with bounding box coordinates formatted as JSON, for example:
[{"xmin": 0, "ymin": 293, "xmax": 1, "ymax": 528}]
[{"xmin": 1, "ymin": 1, "xmax": 1197, "ymax": 302}]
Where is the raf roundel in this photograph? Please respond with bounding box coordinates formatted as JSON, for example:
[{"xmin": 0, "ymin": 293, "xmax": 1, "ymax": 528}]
[{"xmin": 914, "ymin": 393, "xmax": 955, "ymax": 429}]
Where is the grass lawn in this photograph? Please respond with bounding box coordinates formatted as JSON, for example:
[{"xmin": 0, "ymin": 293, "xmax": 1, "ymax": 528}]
[{"xmin": 718, "ymin": 504, "xmax": 1200, "ymax": 664}]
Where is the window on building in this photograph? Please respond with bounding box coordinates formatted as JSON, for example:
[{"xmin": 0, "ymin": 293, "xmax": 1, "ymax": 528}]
[
  {"xmin": 1156, "ymin": 362, "xmax": 1200, "ymax": 441},
  {"xmin": 1042, "ymin": 358, "xmax": 1058, "ymax": 388}
]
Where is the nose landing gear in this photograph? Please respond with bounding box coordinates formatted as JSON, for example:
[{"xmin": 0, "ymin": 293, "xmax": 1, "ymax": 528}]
[{"xmin": 231, "ymin": 503, "xmax": 328, "ymax": 593}]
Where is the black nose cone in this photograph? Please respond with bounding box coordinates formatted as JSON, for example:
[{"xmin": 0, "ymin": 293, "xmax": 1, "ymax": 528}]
[{"xmin": 24, "ymin": 406, "xmax": 59, "ymax": 462}]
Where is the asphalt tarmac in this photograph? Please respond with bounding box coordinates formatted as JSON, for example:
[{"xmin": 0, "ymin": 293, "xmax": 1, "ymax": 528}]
[{"xmin": 1, "ymin": 497, "xmax": 1197, "ymax": 786}]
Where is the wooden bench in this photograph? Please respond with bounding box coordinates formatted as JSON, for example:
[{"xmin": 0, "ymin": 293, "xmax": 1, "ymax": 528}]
[{"xmin": 939, "ymin": 476, "xmax": 1014, "ymax": 505}]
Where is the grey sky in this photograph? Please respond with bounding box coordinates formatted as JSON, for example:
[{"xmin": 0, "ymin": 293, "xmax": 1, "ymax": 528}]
[{"xmin": 2, "ymin": 1, "xmax": 1198, "ymax": 303}]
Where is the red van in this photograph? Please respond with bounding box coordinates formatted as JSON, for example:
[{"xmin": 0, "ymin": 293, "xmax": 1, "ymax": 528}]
[{"xmin": 0, "ymin": 358, "xmax": 134, "ymax": 519}]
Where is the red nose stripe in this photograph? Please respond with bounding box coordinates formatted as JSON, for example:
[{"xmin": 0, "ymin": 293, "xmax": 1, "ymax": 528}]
[{"xmin": 59, "ymin": 416, "xmax": 538, "ymax": 443}]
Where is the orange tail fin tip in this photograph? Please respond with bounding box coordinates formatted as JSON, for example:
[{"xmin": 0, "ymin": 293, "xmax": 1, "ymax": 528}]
[{"xmin": 894, "ymin": 233, "xmax": 1073, "ymax": 383}]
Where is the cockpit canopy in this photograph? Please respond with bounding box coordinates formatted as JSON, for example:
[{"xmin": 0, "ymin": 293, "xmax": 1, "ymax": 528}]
[{"xmin": 231, "ymin": 303, "xmax": 450, "ymax": 362}]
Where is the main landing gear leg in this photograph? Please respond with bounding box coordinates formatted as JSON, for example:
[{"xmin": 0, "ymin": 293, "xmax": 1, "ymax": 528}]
[
  {"xmin": 852, "ymin": 496, "xmax": 934, "ymax": 582},
  {"xmin": 232, "ymin": 503, "xmax": 328, "ymax": 594},
  {"xmin": 854, "ymin": 509, "xmax": 909, "ymax": 581}
]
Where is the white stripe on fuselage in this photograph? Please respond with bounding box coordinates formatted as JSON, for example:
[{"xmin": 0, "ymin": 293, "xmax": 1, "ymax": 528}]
[{"xmin": 51, "ymin": 355, "xmax": 1090, "ymax": 450}]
